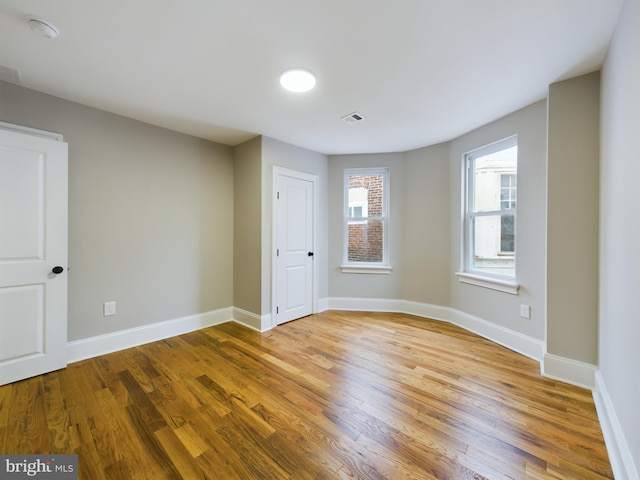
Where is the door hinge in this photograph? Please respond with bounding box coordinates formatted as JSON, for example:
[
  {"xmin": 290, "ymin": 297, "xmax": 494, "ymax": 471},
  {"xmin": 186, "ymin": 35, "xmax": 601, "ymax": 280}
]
[
  {"xmin": 277, "ymin": 191, "xmax": 280, "ymax": 199},
  {"xmin": 276, "ymin": 306, "xmax": 279, "ymax": 314},
  {"xmin": 277, "ymin": 249, "xmax": 279, "ymax": 256}
]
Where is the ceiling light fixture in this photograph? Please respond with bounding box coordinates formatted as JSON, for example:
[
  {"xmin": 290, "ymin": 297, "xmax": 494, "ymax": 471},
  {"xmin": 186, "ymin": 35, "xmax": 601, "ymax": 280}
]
[
  {"xmin": 280, "ymin": 69, "xmax": 316, "ymax": 93},
  {"xmin": 26, "ymin": 16, "xmax": 60, "ymax": 39}
]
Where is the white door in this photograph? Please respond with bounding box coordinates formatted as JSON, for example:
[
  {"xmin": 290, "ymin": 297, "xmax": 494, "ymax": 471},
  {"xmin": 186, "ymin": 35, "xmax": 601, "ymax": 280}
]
[
  {"xmin": 0, "ymin": 127, "xmax": 68, "ymax": 386},
  {"xmin": 275, "ymin": 169, "xmax": 316, "ymax": 325}
]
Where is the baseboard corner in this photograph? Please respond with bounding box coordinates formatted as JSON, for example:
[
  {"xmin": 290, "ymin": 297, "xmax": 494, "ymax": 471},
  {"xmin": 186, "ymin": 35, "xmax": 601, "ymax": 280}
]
[
  {"xmin": 232, "ymin": 307, "xmax": 273, "ymax": 332},
  {"xmin": 541, "ymin": 353, "xmax": 596, "ymax": 390}
]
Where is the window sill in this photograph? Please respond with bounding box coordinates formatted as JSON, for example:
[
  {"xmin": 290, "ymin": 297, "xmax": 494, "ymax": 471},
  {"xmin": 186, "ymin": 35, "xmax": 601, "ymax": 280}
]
[
  {"xmin": 341, "ymin": 264, "xmax": 392, "ymax": 275},
  {"xmin": 455, "ymin": 272, "xmax": 520, "ymax": 295}
]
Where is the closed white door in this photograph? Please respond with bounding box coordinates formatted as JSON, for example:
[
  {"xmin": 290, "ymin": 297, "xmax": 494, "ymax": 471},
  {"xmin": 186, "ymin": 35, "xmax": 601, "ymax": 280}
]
[
  {"xmin": 0, "ymin": 127, "xmax": 68, "ymax": 386},
  {"xmin": 275, "ymin": 169, "xmax": 316, "ymax": 325}
]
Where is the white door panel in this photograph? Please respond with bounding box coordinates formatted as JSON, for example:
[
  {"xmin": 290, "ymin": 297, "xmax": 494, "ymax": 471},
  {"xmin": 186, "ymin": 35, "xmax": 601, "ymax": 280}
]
[
  {"xmin": 0, "ymin": 285, "xmax": 44, "ymax": 361},
  {"xmin": 0, "ymin": 147, "xmax": 44, "ymax": 259},
  {"xmin": 0, "ymin": 128, "xmax": 68, "ymax": 386},
  {"xmin": 285, "ymin": 265, "xmax": 306, "ymax": 310},
  {"xmin": 286, "ymin": 185, "xmax": 308, "ymax": 250}
]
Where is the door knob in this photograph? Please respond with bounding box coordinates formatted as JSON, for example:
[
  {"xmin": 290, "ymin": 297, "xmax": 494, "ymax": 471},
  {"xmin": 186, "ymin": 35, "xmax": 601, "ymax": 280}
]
[
  {"xmin": 52, "ymin": 266, "xmax": 64, "ymax": 274},
  {"xmin": 308, "ymin": 252, "xmax": 314, "ymax": 257}
]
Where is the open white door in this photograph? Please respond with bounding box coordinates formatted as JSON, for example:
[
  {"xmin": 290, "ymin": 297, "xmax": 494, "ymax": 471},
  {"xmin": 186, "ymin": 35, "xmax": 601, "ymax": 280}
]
[
  {"xmin": 0, "ymin": 127, "xmax": 68, "ymax": 386},
  {"xmin": 274, "ymin": 168, "xmax": 317, "ymax": 326}
]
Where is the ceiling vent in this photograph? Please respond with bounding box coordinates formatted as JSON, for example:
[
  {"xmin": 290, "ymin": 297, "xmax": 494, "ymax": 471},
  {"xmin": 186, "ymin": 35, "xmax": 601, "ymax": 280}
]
[{"xmin": 341, "ymin": 112, "xmax": 365, "ymax": 124}]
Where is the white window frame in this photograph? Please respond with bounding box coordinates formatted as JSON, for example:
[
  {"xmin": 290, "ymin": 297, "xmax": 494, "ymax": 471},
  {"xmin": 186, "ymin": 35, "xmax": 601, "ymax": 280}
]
[
  {"xmin": 456, "ymin": 136, "xmax": 520, "ymax": 294},
  {"xmin": 341, "ymin": 167, "xmax": 391, "ymax": 274}
]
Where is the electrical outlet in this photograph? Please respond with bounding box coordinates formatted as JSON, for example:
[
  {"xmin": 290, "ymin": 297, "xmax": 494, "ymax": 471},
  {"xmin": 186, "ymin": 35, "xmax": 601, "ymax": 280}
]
[
  {"xmin": 520, "ymin": 304, "xmax": 531, "ymax": 319},
  {"xmin": 103, "ymin": 301, "xmax": 116, "ymax": 317}
]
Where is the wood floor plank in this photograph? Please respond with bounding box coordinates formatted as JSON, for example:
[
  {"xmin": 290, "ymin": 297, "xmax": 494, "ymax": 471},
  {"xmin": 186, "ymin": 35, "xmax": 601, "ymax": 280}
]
[
  {"xmin": 154, "ymin": 426, "xmax": 208, "ymax": 479},
  {"xmin": 8, "ymin": 377, "xmax": 51, "ymax": 453},
  {"xmin": 0, "ymin": 311, "xmax": 613, "ymax": 479},
  {"xmin": 43, "ymin": 372, "xmax": 72, "ymax": 452}
]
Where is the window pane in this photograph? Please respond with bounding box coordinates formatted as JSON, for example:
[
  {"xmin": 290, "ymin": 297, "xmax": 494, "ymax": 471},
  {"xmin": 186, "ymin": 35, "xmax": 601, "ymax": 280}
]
[
  {"xmin": 500, "ymin": 173, "xmax": 516, "ymax": 210},
  {"xmin": 347, "ymin": 219, "xmax": 384, "ymax": 262},
  {"xmin": 472, "ymin": 146, "xmax": 517, "ymax": 213},
  {"xmin": 347, "ymin": 174, "xmax": 384, "ymax": 217},
  {"xmin": 500, "ymin": 214, "xmax": 515, "ymax": 252},
  {"xmin": 471, "ymin": 215, "xmax": 515, "ymax": 277}
]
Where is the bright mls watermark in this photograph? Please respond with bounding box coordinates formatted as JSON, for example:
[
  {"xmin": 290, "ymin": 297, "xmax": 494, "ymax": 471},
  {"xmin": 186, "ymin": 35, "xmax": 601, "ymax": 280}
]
[{"xmin": 0, "ymin": 455, "xmax": 77, "ymax": 479}]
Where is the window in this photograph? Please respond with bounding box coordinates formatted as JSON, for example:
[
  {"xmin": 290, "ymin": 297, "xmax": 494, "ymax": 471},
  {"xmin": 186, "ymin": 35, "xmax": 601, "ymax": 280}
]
[
  {"xmin": 349, "ymin": 206, "xmax": 363, "ymax": 217},
  {"xmin": 342, "ymin": 168, "xmax": 390, "ymax": 273},
  {"xmin": 464, "ymin": 137, "xmax": 517, "ymax": 280}
]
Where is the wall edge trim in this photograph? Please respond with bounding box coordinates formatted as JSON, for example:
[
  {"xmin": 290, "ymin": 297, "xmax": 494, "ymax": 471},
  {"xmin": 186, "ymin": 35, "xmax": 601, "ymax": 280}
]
[{"xmin": 593, "ymin": 370, "xmax": 639, "ymax": 480}]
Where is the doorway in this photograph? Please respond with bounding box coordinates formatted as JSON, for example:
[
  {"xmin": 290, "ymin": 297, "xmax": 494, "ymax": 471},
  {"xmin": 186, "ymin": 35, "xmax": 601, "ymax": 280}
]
[
  {"xmin": 0, "ymin": 124, "xmax": 68, "ymax": 385},
  {"xmin": 273, "ymin": 167, "xmax": 318, "ymax": 326}
]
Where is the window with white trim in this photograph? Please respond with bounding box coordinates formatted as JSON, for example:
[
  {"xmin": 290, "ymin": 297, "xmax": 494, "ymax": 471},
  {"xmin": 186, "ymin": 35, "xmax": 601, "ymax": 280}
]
[
  {"xmin": 342, "ymin": 168, "xmax": 389, "ymax": 272},
  {"xmin": 464, "ymin": 137, "xmax": 518, "ymax": 279}
]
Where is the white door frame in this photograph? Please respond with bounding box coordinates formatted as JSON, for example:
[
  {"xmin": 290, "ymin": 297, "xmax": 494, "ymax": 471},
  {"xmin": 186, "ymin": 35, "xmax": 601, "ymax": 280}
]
[
  {"xmin": 272, "ymin": 166, "xmax": 319, "ymax": 328},
  {"xmin": 0, "ymin": 121, "xmax": 64, "ymax": 142}
]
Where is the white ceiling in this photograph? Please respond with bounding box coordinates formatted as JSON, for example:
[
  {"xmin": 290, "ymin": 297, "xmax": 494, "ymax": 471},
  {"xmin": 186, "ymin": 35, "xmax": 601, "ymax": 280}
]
[{"xmin": 0, "ymin": 0, "xmax": 624, "ymax": 154}]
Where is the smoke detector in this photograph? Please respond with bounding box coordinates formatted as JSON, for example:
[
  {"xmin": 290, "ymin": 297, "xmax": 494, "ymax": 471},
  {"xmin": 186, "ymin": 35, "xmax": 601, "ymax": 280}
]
[
  {"xmin": 26, "ymin": 16, "xmax": 60, "ymax": 39},
  {"xmin": 341, "ymin": 112, "xmax": 365, "ymax": 124}
]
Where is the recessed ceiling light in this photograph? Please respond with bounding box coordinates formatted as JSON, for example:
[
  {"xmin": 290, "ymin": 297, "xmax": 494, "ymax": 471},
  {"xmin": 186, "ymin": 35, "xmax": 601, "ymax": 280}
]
[
  {"xmin": 280, "ymin": 69, "xmax": 316, "ymax": 93},
  {"xmin": 25, "ymin": 16, "xmax": 60, "ymax": 39}
]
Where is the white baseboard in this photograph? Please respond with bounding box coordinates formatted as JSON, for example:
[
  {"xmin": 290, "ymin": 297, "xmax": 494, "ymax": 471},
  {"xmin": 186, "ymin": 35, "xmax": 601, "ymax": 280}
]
[
  {"xmin": 233, "ymin": 307, "xmax": 272, "ymax": 332},
  {"xmin": 260, "ymin": 313, "xmax": 272, "ymax": 332},
  {"xmin": 67, "ymin": 306, "xmax": 275, "ymax": 364},
  {"xmin": 593, "ymin": 371, "xmax": 639, "ymax": 480},
  {"xmin": 447, "ymin": 308, "xmax": 544, "ymax": 362},
  {"xmin": 398, "ymin": 299, "xmax": 451, "ymax": 323},
  {"xmin": 328, "ymin": 296, "xmax": 407, "ymax": 313},
  {"xmin": 327, "ymin": 297, "xmax": 544, "ymax": 362},
  {"xmin": 67, "ymin": 307, "xmax": 233, "ymax": 363},
  {"xmin": 317, "ymin": 297, "xmax": 329, "ymax": 313},
  {"xmin": 541, "ymin": 353, "xmax": 596, "ymax": 390}
]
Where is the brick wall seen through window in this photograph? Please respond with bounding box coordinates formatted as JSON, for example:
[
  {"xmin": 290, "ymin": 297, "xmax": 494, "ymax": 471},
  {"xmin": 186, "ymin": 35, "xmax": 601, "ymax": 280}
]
[{"xmin": 346, "ymin": 172, "xmax": 385, "ymax": 263}]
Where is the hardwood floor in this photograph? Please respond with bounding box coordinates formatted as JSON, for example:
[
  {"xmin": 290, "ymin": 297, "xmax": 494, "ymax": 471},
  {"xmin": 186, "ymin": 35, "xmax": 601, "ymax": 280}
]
[{"xmin": 0, "ymin": 311, "xmax": 612, "ymax": 479}]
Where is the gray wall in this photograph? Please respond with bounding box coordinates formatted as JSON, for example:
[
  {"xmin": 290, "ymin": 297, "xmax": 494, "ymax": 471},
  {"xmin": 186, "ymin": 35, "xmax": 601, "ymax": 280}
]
[
  {"xmin": 600, "ymin": 0, "xmax": 640, "ymax": 471},
  {"xmin": 328, "ymin": 153, "xmax": 405, "ymax": 299},
  {"xmin": 233, "ymin": 136, "xmax": 262, "ymax": 314},
  {"xmin": 328, "ymin": 102, "xmax": 546, "ymax": 336},
  {"xmin": 0, "ymin": 81, "xmax": 234, "ymax": 342},
  {"xmin": 261, "ymin": 136, "xmax": 329, "ymax": 316},
  {"xmin": 402, "ymin": 143, "xmax": 451, "ymax": 306},
  {"xmin": 449, "ymin": 101, "xmax": 548, "ymax": 340},
  {"xmin": 547, "ymin": 72, "xmax": 600, "ymax": 364}
]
